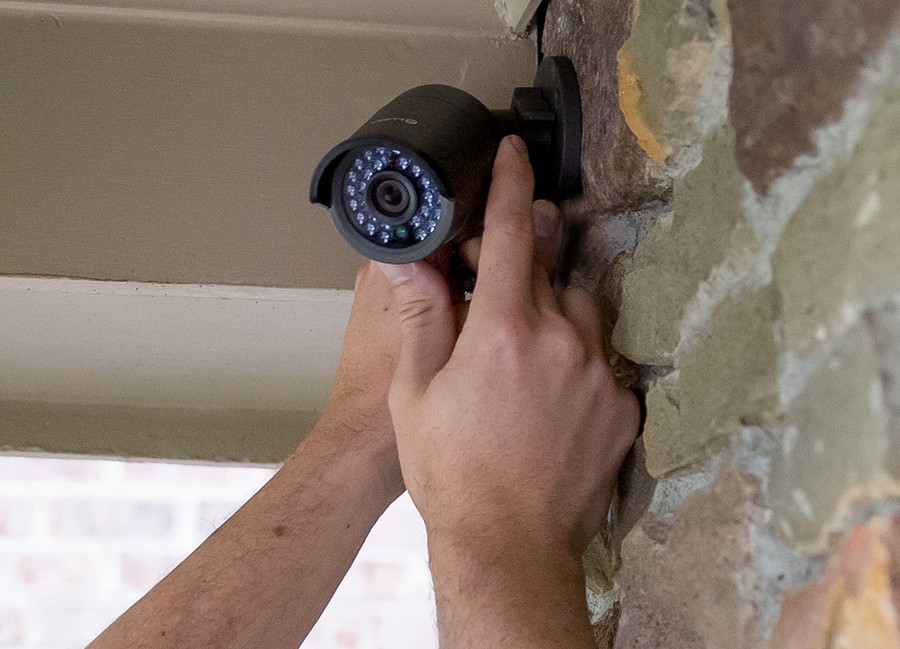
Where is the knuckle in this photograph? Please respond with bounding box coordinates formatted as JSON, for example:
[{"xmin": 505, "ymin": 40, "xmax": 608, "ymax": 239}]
[
  {"xmin": 487, "ymin": 211, "xmax": 534, "ymax": 243},
  {"xmin": 483, "ymin": 315, "xmax": 531, "ymax": 353},
  {"xmin": 586, "ymin": 355, "xmax": 615, "ymax": 386},
  {"xmin": 397, "ymin": 296, "xmax": 440, "ymax": 326},
  {"xmin": 543, "ymin": 320, "xmax": 587, "ymax": 365},
  {"xmin": 621, "ymin": 390, "xmax": 643, "ymax": 433},
  {"xmin": 387, "ymin": 381, "xmax": 406, "ymax": 414},
  {"xmin": 609, "ymin": 390, "xmax": 643, "ymax": 453},
  {"xmin": 492, "ymin": 151, "xmax": 531, "ymax": 178},
  {"xmin": 559, "ymin": 336, "xmax": 588, "ymax": 366}
]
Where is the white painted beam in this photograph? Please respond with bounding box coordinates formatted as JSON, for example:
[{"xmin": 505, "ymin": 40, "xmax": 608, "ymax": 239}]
[
  {"xmin": 0, "ymin": 401, "xmax": 316, "ymax": 464},
  {"xmin": 0, "ymin": 278, "xmax": 353, "ymax": 462},
  {"xmin": 8, "ymin": 0, "xmax": 512, "ymax": 33}
]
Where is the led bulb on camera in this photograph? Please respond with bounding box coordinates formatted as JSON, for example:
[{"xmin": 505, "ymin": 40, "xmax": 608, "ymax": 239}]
[{"xmin": 335, "ymin": 145, "xmax": 445, "ymax": 256}]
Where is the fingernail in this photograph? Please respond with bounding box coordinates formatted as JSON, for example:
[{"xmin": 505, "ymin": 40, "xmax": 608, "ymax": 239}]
[
  {"xmin": 534, "ymin": 204, "xmax": 561, "ymax": 239},
  {"xmin": 376, "ymin": 261, "xmax": 415, "ymax": 286},
  {"xmin": 504, "ymin": 135, "xmax": 529, "ymax": 159}
]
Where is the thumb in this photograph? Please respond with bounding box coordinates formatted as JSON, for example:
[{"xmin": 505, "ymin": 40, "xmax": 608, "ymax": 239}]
[{"xmin": 377, "ymin": 261, "xmax": 456, "ymax": 398}]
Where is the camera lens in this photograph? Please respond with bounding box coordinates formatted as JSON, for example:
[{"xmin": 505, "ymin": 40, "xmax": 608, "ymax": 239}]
[
  {"xmin": 375, "ymin": 181, "xmax": 405, "ymax": 211},
  {"xmin": 370, "ymin": 171, "xmax": 416, "ymax": 218},
  {"xmin": 334, "ymin": 145, "xmax": 447, "ymax": 259}
]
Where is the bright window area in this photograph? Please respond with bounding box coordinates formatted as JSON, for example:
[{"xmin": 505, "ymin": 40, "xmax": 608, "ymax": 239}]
[{"xmin": 0, "ymin": 456, "xmax": 437, "ymax": 649}]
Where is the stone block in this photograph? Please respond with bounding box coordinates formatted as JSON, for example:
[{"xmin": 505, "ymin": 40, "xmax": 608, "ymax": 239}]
[
  {"xmin": 728, "ymin": 0, "xmax": 900, "ymax": 192},
  {"xmin": 866, "ymin": 303, "xmax": 900, "ymax": 478},
  {"xmin": 613, "ymin": 124, "xmax": 757, "ymax": 365},
  {"xmin": 641, "ymin": 286, "xmax": 779, "ymax": 476},
  {"xmin": 769, "ymin": 325, "xmax": 890, "ymax": 548},
  {"xmin": 774, "ymin": 79, "xmax": 900, "ymax": 357},
  {"xmin": 543, "ymin": 0, "xmax": 670, "ymax": 214},
  {"xmin": 617, "ymin": 0, "xmax": 732, "ymax": 174},
  {"xmin": 614, "ymin": 440, "xmax": 814, "ymax": 649},
  {"xmin": 0, "ymin": 501, "xmax": 34, "ymax": 537},
  {"xmin": 49, "ymin": 499, "xmax": 174, "ymax": 537},
  {"xmin": 17, "ymin": 553, "xmax": 97, "ymax": 590},
  {"xmin": 769, "ymin": 515, "xmax": 900, "ymax": 649},
  {"xmin": 0, "ymin": 607, "xmax": 25, "ymax": 645}
]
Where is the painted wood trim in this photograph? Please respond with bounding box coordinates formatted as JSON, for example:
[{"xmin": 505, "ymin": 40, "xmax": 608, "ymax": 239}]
[
  {"xmin": 0, "ymin": 400, "xmax": 314, "ymax": 464},
  {"xmin": 0, "ymin": 277, "xmax": 352, "ymax": 461}
]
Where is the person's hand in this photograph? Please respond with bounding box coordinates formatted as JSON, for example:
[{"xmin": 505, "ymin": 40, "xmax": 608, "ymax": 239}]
[
  {"xmin": 314, "ymin": 190, "xmax": 566, "ymax": 501},
  {"xmin": 378, "ymin": 135, "xmax": 640, "ymax": 557}
]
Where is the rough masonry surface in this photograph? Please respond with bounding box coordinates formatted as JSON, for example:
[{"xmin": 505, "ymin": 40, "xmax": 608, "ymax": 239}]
[{"xmin": 544, "ymin": 0, "xmax": 900, "ymax": 645}]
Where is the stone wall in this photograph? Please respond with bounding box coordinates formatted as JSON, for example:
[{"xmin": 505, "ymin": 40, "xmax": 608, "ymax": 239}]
[{"xmin": 544, "ymin": 0, "xmax": 900, "ymax": 646}]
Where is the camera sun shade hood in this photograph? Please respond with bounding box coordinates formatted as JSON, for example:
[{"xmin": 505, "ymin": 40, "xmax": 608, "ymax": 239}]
[{"xmin": 310, "ymin": 56, "xmax": 582, "ymax": 263}]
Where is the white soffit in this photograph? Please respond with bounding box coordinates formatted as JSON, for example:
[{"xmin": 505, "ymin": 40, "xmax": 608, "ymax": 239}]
[
  {"xmin": 0, "ymin": 277, "xmax": 353, "ymax": 462},
  {"xmin": 0, "ymin": 0, "xmax": 513, "ymax": 33},
  {"xmin": 0, "ymin": 277, "xmax": 352, "ymax": 412}
]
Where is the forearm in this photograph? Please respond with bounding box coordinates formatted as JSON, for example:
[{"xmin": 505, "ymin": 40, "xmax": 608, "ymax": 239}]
[
  {"xmin": 428, "ymin": 530, "xmax": 596, "ymax": 649},
  {"xmin": 89, "ymin": 420, "xmax": 400, "ymax": 649}
]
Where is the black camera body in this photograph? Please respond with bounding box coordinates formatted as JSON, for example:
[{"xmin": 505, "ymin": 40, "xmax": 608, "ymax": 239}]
[{"xmin": 310, "ymin": 57, "xmax": 582, "ymax": 264}]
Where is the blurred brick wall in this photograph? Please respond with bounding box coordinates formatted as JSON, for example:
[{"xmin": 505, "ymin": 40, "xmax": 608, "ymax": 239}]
[{"xmin": 0, "ymin": 457, "xmax": 437, "ymax": 649}]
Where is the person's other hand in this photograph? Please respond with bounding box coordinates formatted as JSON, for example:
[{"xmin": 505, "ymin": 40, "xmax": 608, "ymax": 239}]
[
  {"xmin": 378, "ymin": 135, "xmax": 640, "ymax": 557},
  {"xmin": 316, "ymin": 261, "xmax": 405, "ymax": 498}
]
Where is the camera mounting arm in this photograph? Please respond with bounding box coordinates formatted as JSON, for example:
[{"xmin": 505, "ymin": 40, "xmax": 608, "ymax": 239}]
[{"xmin": 491, "ymin": 56, "xmax": 582, "ymax": 202}]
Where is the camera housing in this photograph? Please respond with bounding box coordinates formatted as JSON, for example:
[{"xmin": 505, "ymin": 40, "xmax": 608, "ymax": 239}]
[{"xmin": 310, "ymin": 56, "xmax": 582, "ymax": 264}]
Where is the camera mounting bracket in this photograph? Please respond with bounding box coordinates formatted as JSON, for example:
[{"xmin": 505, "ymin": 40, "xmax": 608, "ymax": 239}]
[{"xmin": 492, "ymin": 56, "xmax": 582, "ymax": 201}]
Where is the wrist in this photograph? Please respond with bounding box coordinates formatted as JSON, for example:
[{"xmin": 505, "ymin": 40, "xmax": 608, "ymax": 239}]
[
  {"xmin": 285, "ymin": 416, "xmax": 404, "ymax": 511},
  {"xmin": 428, "ymin": 524, "xmax": 583, "ymax": 579},
  {"xmin": 317, "ymin": 390, "xmax": 392, "ymax": 446},
  {"xmin": 422, "ymin": 499, "xmax": 581, "ymax": 563},
  {"xmin": 427, "ymin": 527, "xmax": 594, "ymax": 647}
]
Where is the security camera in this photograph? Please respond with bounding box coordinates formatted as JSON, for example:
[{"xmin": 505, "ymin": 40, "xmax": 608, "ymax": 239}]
[{"xmin": 309, "ymin": 56, "xmax": 582, "ymax": 264}]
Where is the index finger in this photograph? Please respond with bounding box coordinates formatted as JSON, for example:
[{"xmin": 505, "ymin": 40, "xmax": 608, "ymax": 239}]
[{"xmin": 471, "ymin": 135, "xmax": 536, "ymax": 311}]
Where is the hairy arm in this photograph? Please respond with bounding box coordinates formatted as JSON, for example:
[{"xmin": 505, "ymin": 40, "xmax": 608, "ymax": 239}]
[
  {"xmin": 428, "ymin": 532, "xmax": 596, "ymax": 648},
  {"xmin": 89, "ymin": 262, "xmax": 406, "ymax": 649},
  {"xmin": 89, "ymin": 419, "xmax": 399, "ymax": 649}
]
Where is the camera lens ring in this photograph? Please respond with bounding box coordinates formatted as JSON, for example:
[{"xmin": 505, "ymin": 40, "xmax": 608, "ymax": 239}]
[
  {"xmin": 328, "ymin": 144, "xmax": 454, "ymax": 264},
  {"xmin": 369, "ymin": 170, "xmax": 417, "ymax": 220}
]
